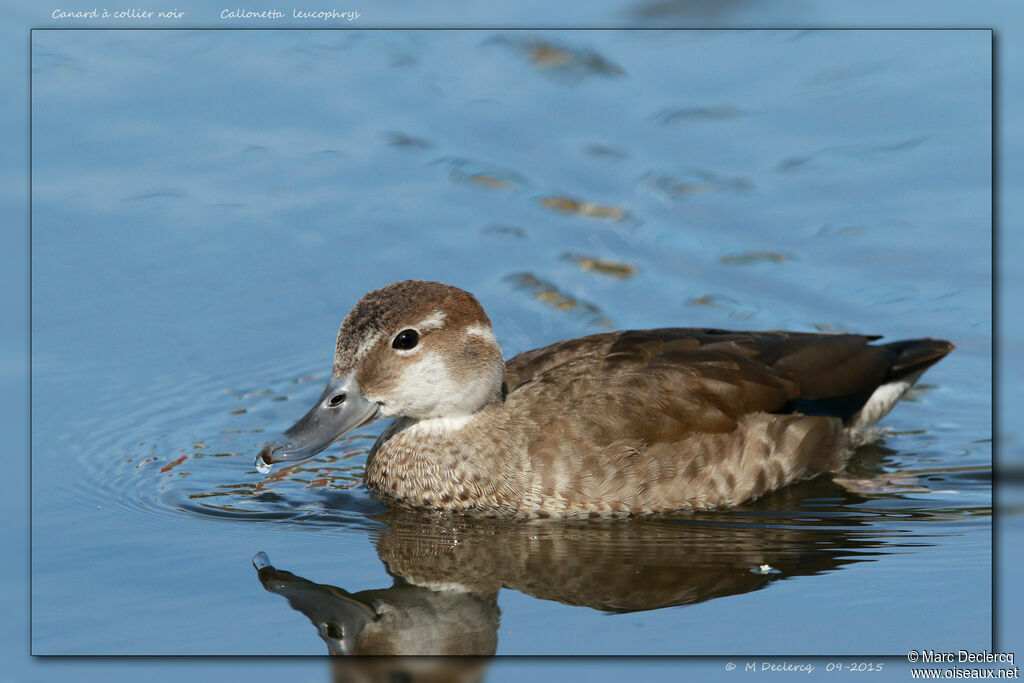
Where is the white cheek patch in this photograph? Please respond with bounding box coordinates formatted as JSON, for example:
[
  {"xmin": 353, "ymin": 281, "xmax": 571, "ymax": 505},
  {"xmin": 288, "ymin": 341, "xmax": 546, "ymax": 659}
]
[
  {"xmin": 390, "ymin": 349, "xmax": 496, "ymax": 419},
  {"xmin": 389, "ymin": 350, "xmax": 461, "ymax": 417},
  {"xmin": 401, "ymin": 350, "xmax": 454, "ymax": 388}
]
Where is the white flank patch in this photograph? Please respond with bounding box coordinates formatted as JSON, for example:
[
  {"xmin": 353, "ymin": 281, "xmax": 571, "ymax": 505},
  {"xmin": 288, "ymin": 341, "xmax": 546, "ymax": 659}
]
[{"xmin": 848, "ymin": 370, "xmax": 925, "ymax": 433}]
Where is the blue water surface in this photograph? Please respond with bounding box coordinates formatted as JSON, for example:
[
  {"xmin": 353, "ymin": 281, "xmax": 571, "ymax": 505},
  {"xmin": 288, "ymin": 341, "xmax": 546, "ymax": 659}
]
[{"xmin": 29, "ymin": 28, "xmax": 991, "ymax": 662}]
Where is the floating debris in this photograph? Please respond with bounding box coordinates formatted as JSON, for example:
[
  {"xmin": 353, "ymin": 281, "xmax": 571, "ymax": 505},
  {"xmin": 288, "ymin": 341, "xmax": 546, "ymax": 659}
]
[
  {"xmin": 467, "ymin": 173, "xmax": 511, "ymax": 189},
  {"xmin": 815, "ymin": 224, "xmax": 869, "ymax": 237},
  {"xmin": 528, "ymin": 43, "xmax": 573, "ymax": 67},
  {"xmin": 506, "ymin": 272, "xmax": 614, "ymax": 328},
  {"xmin": 643, "ymin": 173, "xmax": 712, "ymax": 198},
  {"xmin": 692, "ymin": 169, "xmax": 755, "ymax": 192},
  {"xmin": 686, "ymin": 294, "xmax": 756, "ymax": 321},
  {"xmin": 688, "ymin": 294, "xmax": 737, "ymax": 308},
  {"xmin": 642, "ymin": 170, "xmax": 753, "ymax": 201},
  {"xmin": 160, "ymin": 456, "xmax": 188, "ymax": 473},
  {"xmin": 309, "ymin": 149, "xmax": 347, "ymax": 161},
  {"xmin": 719, "ymin": 251, "xmax": 791, "ymax": 266},
  {"xmin": 438, "ymin": 157, "xmax": 528, "ymax": 191},
  {"xmin": 776, "ymin": 156, "xmax": 813, "ymax": 173},
  {"xmin": 540, "ymin": 195, "xmax": 626, "ymax": 221},
  {"xmin": 584, "ymin": 144, "xmax": 630, "ymax": 160},
  {"xmin": 239, "ymin": 389, "xmax": 273, "ymax": 399},
  {"xmin": 562, "ymin": 252, "xmax": 637, "ymax": 279},
  {"xmin": 385, "ymin": 131, "xmax": 432, "ymax": 149},
  {"xmin": 480, "ymin": 224, "xmax": 527, "ymax": 238},
  {"xmin": 124, "ymin": 188, "xmax": 186, "ymax": 202},
  {"xmin": 487, "ymin": 36, "xmax": 625, "ymax": 81},
  {"xmin": 654, "ymin": 105, "xmax": 746, "ymax": 124},
  {"xmin": 777, "ymin": 137, "xmax": 928, "ymax": 174}
]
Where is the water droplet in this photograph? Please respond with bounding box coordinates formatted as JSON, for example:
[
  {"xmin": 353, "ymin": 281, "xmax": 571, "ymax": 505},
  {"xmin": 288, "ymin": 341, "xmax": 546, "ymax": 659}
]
[
  {"xmin": 252, "ymin": 551, "xmax": 271, "ymax": 570},
  {"xmin": 255, "ymin": 455, "xmax": 272, "ymax": 475}
]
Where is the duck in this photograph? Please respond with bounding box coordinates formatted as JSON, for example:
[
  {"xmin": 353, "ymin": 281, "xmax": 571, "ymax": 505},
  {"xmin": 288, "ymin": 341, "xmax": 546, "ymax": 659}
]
[{"xmin": 257, "ymin": 280, "xmax": 953, "ymax": 518}]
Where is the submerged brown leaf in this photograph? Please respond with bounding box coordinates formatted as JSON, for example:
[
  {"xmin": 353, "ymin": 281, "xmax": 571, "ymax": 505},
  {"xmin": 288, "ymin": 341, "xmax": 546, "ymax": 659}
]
[
  {"xmin": 480, "ymin": 224, "xmax": 526, "ymax": 238},
  {"xmin": 686, "ymin": 293, "xmax": 755, "ymax": 320},
  {"xmin": 490, "ymin": 36, "xmax": 625, "ymax": 79},
  {"xmin": 654, "ymin": 105, "xmax": 746, "ymax": 123},
  {"xmin": 441, "ymin": 157, "xmax": 529, "ymax": 191},
  {"xmin": 467, "ymin": 173, "xmax": 512, "ymax": 189},
  {"xmin": 160, "ymin": 455, "xmax": 188, "ymax": 473},
  {"xmin": 528, "ymin": 43, "xmax": 573, "ymax": 67},
  {"xmin": 385, "ymin": 131, "xmax": 433, "ymax": 149},
  {"xmin": 563, "ymin": 253, "xmax": 637, "ymax": 279},
  {"xmin": 506, "ymin": 272, "xmax": 614, "ymax": 328},
  {"xmin": 719, "ymin": 251, "xmax": 791, "ymax": 266},
  {"xmin": 688, "ymin": 294, "xmax": 737, "ymax": 308},
  {"xmin": 540, "ymin": 196, "xmax": 626, "ymax": 221}
]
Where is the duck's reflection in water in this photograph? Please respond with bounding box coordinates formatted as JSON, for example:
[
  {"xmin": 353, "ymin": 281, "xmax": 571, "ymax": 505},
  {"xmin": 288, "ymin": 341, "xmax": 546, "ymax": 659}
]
[
  {"xmin": 326, "ymin": 657, "xmax": 490, "ymax": 683},
  {"xmin": 254, "ymin": 548, "xmax": 498, "ymax": 656},
  {"xmin": 253, "ymin": 478, "xmax": 899, "ymax": 659}
]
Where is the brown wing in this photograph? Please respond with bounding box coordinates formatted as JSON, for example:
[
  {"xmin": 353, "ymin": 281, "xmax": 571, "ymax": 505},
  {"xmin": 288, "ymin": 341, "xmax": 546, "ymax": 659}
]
[
  {"xmin": 502, "ymin": 329, "xmax": 952, "ymax": 513},
  {"xmin": 506, "ymin": 328, "xmax": 952, "ymax": 422}
]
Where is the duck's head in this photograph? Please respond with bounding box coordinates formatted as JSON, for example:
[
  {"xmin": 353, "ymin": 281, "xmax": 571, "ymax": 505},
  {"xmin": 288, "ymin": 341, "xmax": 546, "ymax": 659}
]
[{"xmin": 258, "ymin": 281, "xmax": 505, "ymax": 467}]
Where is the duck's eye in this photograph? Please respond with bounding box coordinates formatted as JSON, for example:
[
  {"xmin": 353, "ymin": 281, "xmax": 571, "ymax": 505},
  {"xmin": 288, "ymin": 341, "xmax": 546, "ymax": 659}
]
[
  {"xmin": 328, "ymin": 393, "xmax": 347, "ymax": 407},
  {"xmin": 392, "ymin": 328, "xmax": 420, "ymax": 350}
]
